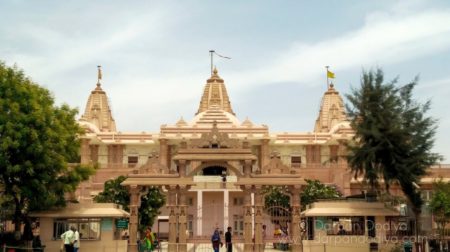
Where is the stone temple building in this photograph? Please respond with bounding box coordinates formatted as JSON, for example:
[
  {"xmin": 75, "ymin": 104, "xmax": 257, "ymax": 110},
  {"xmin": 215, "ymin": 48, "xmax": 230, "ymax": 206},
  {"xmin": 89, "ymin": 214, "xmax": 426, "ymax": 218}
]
[{"xmin": 74, "ymin": 67, "xmax": 450, "ymax": 252}]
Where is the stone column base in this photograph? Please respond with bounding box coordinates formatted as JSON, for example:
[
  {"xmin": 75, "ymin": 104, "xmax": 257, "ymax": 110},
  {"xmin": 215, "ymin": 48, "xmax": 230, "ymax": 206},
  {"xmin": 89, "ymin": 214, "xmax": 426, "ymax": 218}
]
[
  {"xmin": 168, "ymin": 243, "xmax": 177, "ymax": 251},
  {"xmin": 128, "ymin": 244, "xmax": 138, "ymax": 252},
  {"xmin": 178, "ymin": 243, "xmax": 187, "ymax": 252},
  {"xmin": 291, "ymin": 243, "xmax": 303, "ymax": 252},
  {"xmin": 254, "ymin": 243, "xmax": 265, "ymax": 252},
  {"xmin": 244, "ymin": 243, "xmax": 253, "ymax": 252}
]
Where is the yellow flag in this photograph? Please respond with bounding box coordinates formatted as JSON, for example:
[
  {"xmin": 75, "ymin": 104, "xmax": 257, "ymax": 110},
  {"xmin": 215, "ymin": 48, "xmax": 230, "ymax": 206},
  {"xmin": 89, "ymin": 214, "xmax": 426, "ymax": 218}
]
[{"xmin": 327, "ymin": 70, "xmax": 335, "ymax": 79}]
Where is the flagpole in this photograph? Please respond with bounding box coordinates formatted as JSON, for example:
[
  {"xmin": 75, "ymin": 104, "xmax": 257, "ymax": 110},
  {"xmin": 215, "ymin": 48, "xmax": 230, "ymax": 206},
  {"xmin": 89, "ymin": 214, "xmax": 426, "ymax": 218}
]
[
  {"xmin": 325, "ymin": 66, "xmax": 330, "ymax": 89},
  {"xmin": 209, "ymin": 50, "xmax": 215, "ymax": 76},
  {"xmin": 97, "ymin": 65, "xmax": 102, "ymax": 85}
]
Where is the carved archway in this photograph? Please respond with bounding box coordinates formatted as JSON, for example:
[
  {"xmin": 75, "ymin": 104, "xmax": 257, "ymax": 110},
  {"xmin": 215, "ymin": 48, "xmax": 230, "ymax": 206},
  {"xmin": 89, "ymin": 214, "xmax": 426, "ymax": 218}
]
[{"xmin": 187, "ymin": 161, "xmax": 243, "ymax": 177}]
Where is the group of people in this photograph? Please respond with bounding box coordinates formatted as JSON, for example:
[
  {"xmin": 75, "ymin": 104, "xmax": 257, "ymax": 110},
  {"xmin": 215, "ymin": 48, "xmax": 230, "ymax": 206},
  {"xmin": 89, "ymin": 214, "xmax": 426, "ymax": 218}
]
[
  {"xmin": 273, "ymin": 223, "xmax": 289, "ymax": 250},
  {"xmin": 60, "ymin": 226, "xmax": 80, "ymax": 252},
  {"xmin": 211, "ymin": 227, "xmax": 233, "ymax": 252}
]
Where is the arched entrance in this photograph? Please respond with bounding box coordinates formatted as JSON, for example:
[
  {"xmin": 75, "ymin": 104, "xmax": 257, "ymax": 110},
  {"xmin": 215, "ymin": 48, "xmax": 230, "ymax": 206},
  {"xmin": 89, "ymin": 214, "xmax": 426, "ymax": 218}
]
[
  {"xmin": 187, "ymin": 162, "xmax": 243, "ymax": 177},
  {"xmin": 202, "ymin": 166, "xmax": 226, "ymax": 176}
]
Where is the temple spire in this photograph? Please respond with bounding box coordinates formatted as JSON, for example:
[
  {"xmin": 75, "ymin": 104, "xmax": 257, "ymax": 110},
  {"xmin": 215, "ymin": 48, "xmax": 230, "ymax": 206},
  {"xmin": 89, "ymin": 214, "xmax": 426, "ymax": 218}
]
[
  {"xmin": 196, "ymin": 67, "xmax": 235, "ymax": 115},
  {"xmin": 314, "ymin": 77, "xmax": 347, "ymax": 133},
  {"xmin": 80, "ymin": 66, "xmax": 116, "ymax": 132}
]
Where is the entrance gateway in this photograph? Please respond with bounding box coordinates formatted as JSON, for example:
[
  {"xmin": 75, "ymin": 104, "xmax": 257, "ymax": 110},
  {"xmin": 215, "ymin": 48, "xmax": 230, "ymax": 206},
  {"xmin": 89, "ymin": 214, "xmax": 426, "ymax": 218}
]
[{"xmin": 122, "ymin": 122, "xmax": 305, "ymax": 252}]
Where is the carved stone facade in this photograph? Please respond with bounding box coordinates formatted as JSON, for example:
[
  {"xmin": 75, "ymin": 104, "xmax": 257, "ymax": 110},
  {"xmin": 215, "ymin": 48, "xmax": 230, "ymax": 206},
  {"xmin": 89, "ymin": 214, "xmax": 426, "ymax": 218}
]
[{"xmin": 75, "ymin": 68, "xmax": 450, "ymax": 252}]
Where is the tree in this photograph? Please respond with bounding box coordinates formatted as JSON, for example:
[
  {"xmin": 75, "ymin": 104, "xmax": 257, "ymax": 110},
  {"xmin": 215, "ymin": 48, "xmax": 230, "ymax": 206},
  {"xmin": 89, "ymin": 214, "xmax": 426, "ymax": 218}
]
[
  {"xmin": 429, "ymin": 179, "xmax": 450, "ymax": 248},
  {"xmin": 94, "ymin": 176, "xmax": 166, "ymax": 230},
  {"xmin": 263, "ymin": 186, "xmax": 290, "ymax": 208},
  {"xmin": 346, "ymin": 69, "xmax": 440, "ymax": 234},
  {"xmin": 0, "ymin": 62, "xmax": 95, "ymax": 233},
  {"xmin": 301, "ymin": 179, "xmax": 341, "ymax": 210},
  {"xmin": 263, "ymin": 179, "xmax": 341, "ymax": 210}
]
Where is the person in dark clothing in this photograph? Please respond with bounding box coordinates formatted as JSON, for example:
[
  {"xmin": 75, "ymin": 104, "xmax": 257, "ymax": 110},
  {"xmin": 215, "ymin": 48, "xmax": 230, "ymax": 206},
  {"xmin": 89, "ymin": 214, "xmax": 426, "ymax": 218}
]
[
  {"xmin": 211, "ymin": 228, "xmax": 222, "ymax": 252},
  {"xmin": 337, "ymin": 225, "xmax": 346, "ymax": 235},
  {"xmin": 225, "ymin": 227, "xmax": 232, "ymax": 252},
  {"xmin": 32, "ymin": 235, "xmax": 43, "ymax": 252}
]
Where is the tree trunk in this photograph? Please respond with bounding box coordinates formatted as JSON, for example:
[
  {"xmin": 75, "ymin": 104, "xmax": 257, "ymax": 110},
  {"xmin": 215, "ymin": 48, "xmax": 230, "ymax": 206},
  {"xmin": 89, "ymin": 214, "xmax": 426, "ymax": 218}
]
[
  {"xmin": 13, "ymin": 196, "xmax": 22, "ymax": 237},
  {"xmin": 414, "ymin": 211, "xmax": 421, "ymax": 252},
  {"xmin": 13, "ymin": 199, "xmax": 22, "ymax": 232}
]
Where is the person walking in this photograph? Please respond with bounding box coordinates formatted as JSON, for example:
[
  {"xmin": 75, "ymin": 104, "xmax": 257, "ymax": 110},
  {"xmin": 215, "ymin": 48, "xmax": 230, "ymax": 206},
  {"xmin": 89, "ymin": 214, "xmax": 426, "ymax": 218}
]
[
  {"xmin": 61, "ymin": 226, "xmax": 75, "ymax": 252},
  {"xmin": 225, "ymin": 227, "xmax": 232, "ymax": 252},
  {"xmin": 211, "ymin": 228, "xmax": 222, "ymax": 252},
  {"xmin": 73, "ymin": 227, "xmax": 80, "ymax": 252}
]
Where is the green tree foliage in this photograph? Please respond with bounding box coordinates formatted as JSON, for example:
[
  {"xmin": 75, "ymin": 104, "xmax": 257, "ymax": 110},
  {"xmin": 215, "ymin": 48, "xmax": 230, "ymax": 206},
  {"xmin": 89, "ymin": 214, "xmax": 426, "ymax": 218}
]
[
  {"xmin": 263, "ymin": 180, "xmax": 341, "ymax": 210},
  {"xmin": 346, "ymin": 69, "xmax": 440, "ymax": 215},
  {"xmin": 94, "ymin": 176, "xmax": 165, "ymax": 230},
  {"xmin": 93, "ymin": 176, "xmax": 130, "ymax": 207},
  {"xmin": 301, "ymin": 179, "xmax": 341, "ymax": 209},
  {"xmin": 429, "ymin": 179, "xmax": 450, "ymax": 238},
  {"xmin": 0, "ymin": 62, "xmax": 95, "ymax": 232},
  {"xmin": 263, "ymin": 186, "xmax": 290, "ymax": 208}
]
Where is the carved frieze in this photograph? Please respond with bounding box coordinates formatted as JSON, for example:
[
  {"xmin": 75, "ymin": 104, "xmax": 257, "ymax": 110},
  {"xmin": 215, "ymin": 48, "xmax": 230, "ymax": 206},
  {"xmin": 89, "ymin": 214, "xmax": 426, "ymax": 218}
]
[
  {"xmin": 189, "ymin": 122, "xmax": 240, "ymax": 149},
  {"xmin": 262, "ymin": 152, "xmax": 292, "ymax": 174},
  {"xmin": 137, "ymin": 152, "xmax": 168, "ymax": 174}
]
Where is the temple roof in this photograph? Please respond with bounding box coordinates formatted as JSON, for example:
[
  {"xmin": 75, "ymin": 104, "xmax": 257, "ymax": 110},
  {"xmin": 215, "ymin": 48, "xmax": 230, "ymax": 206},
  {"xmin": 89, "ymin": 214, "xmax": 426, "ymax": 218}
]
[
  {"xmin": 196, "ymin": 68, "xmax": 235, "ymax": 115},
  {"xmin": 314, "ymin": 83, "xmax": 348, "ymax": 133},
  {"xmin": 191, "ymin": 109, "xmax": 240, "ymax": 126},
  {"xmin": 80, "ymin": 68, "xmax": 116, "ymax": 132}
]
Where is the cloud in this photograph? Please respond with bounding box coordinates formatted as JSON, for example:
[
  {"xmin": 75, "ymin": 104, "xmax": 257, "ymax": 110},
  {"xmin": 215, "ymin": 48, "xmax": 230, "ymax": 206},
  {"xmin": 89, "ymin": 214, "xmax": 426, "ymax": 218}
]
[
  {"xmin": 227, "ymin": 8, "xmax": 450, "ymax": 90},
  {"xmin": 0, "ymin": 3, "xmax": 175, "ymax": 80},
  {"xmin": 111, "ymin": 7, "xmax": 450, "ymax": 110}
]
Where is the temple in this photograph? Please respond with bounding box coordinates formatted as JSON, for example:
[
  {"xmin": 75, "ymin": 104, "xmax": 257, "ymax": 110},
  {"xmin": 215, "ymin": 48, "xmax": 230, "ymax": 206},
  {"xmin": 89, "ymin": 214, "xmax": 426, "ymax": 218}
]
[{"xmin": 70, "ymin": 67, "xmax": 450, "ymax": 252}]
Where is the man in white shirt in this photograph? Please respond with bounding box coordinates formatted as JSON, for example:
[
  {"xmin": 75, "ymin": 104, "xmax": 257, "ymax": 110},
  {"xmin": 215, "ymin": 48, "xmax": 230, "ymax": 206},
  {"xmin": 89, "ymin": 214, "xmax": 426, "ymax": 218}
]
[
  {"xmin": 73, "ymin": 227, "xmax": 80, "ymax": 252},
  {"xmin": 61, "ymin": 226, "xmax": 75, "ymax": 252}
]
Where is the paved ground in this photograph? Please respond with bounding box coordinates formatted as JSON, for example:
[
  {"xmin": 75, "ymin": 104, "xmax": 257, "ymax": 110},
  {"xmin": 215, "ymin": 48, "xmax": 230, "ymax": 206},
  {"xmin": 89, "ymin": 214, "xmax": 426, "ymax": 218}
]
[{"xmin": 156, "ymin": 242, "xmax": 288, "ymax": 251}]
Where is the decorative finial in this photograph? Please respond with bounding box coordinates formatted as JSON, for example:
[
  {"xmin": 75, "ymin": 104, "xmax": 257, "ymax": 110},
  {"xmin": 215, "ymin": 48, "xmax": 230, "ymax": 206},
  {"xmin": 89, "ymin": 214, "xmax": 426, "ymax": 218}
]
[
  {"xmin": 97, "ymin": 65, "xmax": 102, "ymax": 87},
  {"xmin": 213, "ymin": 67, "xmax": 218, "ymax": 75}
]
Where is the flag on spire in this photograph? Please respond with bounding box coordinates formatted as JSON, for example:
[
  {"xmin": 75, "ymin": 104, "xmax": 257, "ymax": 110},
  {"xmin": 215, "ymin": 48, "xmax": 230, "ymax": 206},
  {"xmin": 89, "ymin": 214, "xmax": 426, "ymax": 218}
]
[
  {"xmin": 209, "ymin": 50, "xmax": 231, "ymax": 76},
  {"xmin": 327, "ymin": 70, "xmax": 335, "ymax": 79}
]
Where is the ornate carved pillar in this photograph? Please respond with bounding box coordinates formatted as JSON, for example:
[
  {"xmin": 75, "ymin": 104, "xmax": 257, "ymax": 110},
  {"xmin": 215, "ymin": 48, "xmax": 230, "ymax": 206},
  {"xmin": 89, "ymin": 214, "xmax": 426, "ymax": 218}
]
[
  {"xmin": 80, "ymin": 139, "xmax": 90, "ymax": 164},
  {"xmin": 253, "ymin": 186, "xmax": 264, "ymax": 252},
  {"xmin": 224, "ymin": 190, "xmax": 229, "ymax": 230},
  {"xmin": 289, "ymin": 185, "xmax": 303, "ymax": 252},
  {"xmin": 177, "ymin": 160, "xmax": 188, "ymax": 177},
  {"xmin": 329, "ymin": 145, "xmax": 339, "ymax": 164},
  {"xmin": 178, "ymin": 186, "xmax": 188, "ymax": 252},
  {"xmin": 166, "ymin": 185, "xmax": 178, "ymax": 251},
  {"xmin": 260, "ymin": 139, "xmax": 270, "ymax": 172},
  {"xmin": 89, "ymin": 144, "xmax": 99, "ymax": 164},
  {"xmin": 197, "ymin": 190, "xmax": 203, "ymax": 236},
  {"xmin": 243, "ymin": 160, "xmax": 252, "ymax": 177},
  {"xmin": 128, "ymin": 185, "xmax": 141, "ymax": 252},
  {"xmin": 159, "ymin": 139, "xmax": 169, "ymax": 169},
  {"xmin": 167, "ymin": 144, "xmax": 173, "ymax": 170},
  {"xmin": 242, "ymin": 185, "xmax": 253, "ymax": 252},
  {"xmin": 338, "ymin": 142, "xmax": 347, "ymax": 165}
]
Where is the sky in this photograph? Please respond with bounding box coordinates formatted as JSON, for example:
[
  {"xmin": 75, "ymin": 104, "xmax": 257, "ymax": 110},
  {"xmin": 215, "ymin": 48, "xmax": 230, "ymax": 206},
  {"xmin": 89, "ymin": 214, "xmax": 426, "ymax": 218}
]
[{"xmin": 1, "ymin": 0, "xmax": 450, "ymax": 162}]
